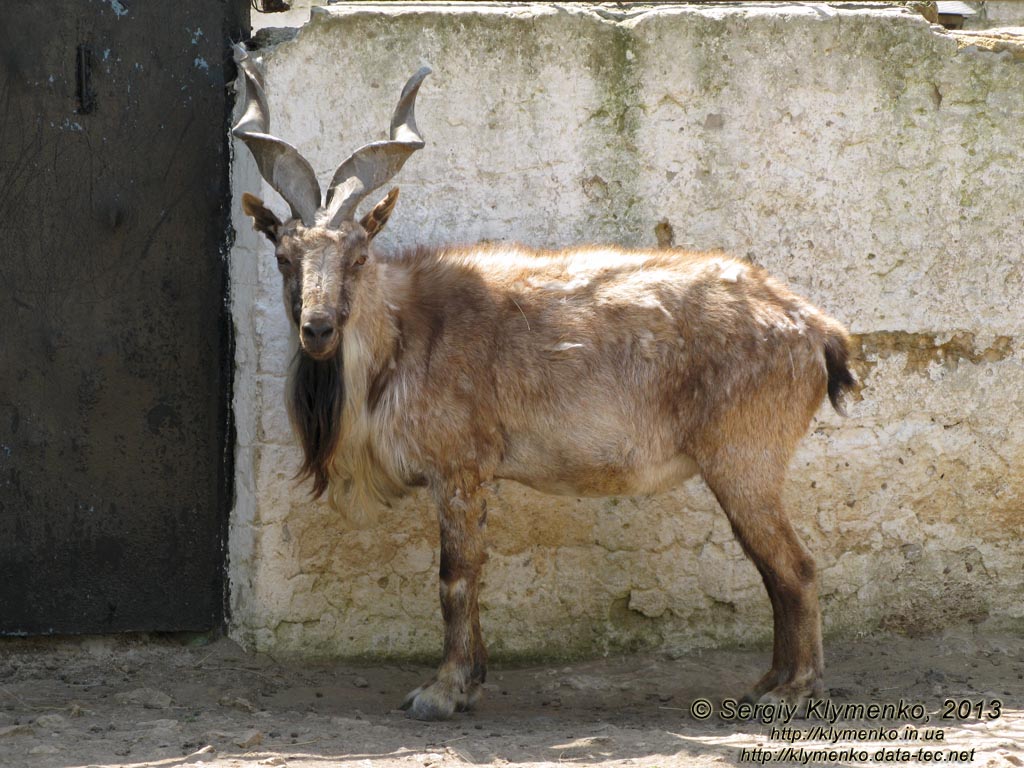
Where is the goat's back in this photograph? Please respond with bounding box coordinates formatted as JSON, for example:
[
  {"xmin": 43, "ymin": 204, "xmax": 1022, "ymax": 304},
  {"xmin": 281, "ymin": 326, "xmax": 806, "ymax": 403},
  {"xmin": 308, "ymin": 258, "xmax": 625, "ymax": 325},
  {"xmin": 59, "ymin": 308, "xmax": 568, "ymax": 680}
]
[{"xmin": 376, "ymin": 244, "xmax": 845, "ymax": 497}]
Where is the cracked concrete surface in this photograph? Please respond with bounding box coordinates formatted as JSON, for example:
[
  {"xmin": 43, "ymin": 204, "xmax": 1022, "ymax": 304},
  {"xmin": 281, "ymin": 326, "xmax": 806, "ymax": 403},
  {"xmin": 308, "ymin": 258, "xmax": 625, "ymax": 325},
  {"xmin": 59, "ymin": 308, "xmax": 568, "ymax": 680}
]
[{"xmin": 229, "ymin": 3, "xmax": 1024, "ymax": 659}]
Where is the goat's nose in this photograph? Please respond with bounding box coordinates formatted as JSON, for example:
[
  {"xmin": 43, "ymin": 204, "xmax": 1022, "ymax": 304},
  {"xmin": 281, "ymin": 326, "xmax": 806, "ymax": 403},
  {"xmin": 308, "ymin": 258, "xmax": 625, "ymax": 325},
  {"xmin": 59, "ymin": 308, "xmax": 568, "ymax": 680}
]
[{"xmin": 301, "ymin": 317, "xmax": 334, "ymax": 343}]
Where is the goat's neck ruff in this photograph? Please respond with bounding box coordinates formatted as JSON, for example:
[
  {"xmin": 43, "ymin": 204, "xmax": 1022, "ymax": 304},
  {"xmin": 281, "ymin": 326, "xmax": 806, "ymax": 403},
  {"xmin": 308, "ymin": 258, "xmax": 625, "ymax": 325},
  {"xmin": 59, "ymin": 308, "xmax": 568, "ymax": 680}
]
[{"xmin": 327, "ymin": 261, "xmax": 409, "ymax": 516}]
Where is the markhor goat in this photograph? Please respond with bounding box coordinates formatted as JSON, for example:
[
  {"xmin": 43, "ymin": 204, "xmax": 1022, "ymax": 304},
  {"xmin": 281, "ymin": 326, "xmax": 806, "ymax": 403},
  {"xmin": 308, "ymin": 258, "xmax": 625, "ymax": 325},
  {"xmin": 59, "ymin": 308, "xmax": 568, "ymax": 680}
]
[{"xmin": 233, "ymin": 46, "xmax": 856, "ymax": 721}]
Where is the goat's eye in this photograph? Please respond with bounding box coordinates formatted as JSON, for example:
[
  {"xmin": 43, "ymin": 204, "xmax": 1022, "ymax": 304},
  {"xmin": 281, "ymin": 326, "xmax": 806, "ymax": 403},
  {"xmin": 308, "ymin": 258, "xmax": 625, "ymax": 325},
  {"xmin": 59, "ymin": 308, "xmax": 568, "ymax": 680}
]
[{"xmin": 353, "ymin": 254, "xmax": 367, "ymax": 267}]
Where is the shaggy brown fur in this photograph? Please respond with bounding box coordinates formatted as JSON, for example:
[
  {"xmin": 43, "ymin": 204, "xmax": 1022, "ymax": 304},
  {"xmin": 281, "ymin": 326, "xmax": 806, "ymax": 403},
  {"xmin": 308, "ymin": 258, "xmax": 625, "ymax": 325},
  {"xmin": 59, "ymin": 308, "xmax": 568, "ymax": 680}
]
[{"xmin": 243, "ymin": 188, "xmax": 855, "ymax": 721}]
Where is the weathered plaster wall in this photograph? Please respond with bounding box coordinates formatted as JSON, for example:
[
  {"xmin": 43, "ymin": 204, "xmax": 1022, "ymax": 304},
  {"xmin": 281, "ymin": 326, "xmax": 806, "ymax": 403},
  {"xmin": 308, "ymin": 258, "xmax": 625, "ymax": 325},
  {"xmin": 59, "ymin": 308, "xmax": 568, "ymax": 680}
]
[
  {"xmin": 981, "ymin": 1, "xmax": 1024, "ymax": 27},
  {"xmin": 229, "ymin": 3, "xmax": 1024, "ymax": 659}
]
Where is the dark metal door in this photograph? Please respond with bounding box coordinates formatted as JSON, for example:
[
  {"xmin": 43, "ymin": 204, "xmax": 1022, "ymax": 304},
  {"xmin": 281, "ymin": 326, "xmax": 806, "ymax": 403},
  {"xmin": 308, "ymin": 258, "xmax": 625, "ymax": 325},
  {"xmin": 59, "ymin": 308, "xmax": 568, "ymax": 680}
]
[{"xmin": 0, "ymin": 1, "xmax": 248, "ymax": 633}]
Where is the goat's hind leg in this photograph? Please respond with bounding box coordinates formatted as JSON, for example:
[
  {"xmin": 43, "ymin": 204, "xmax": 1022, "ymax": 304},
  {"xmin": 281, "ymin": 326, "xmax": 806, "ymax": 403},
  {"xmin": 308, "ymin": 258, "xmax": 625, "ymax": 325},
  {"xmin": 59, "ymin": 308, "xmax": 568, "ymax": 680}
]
[
  {"xmin": 401, "ymin": 477, "xmax": 489, "ymax": 720},
  {"xmin": 701, "ymin": 458, "xmax": 825, "ymax": 707}
]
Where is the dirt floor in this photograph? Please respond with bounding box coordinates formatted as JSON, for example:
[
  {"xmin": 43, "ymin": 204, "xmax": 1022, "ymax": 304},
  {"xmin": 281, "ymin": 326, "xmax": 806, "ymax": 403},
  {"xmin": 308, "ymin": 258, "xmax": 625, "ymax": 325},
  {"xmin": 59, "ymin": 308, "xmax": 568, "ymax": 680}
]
[{"xmin": 0, "ymin": 628, "xmax": 1021, "ymax": 768}]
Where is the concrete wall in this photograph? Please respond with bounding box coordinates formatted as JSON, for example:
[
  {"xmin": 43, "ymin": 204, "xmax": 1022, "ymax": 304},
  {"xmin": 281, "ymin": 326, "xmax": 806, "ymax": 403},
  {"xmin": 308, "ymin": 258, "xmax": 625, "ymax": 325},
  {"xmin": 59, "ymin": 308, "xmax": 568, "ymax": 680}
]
[
  {"xmin": 980, "ymin": 1, "xmax": 1024, "ymax": 27},
  {"xmin": 229, "ymin": 3, "xmax": 1024, "ymax": 659}
]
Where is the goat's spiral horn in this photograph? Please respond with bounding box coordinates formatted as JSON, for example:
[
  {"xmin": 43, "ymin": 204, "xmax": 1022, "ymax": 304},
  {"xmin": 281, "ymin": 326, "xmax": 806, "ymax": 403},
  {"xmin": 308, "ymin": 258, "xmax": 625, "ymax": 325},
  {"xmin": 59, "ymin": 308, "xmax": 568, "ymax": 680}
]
[
  {"xmin": 323, "ymin": 67, "xmax": 431, "ymax": 228},
  {"xmin": 232, "ymin": 44, "xmax": 322, "ymax": 227}
]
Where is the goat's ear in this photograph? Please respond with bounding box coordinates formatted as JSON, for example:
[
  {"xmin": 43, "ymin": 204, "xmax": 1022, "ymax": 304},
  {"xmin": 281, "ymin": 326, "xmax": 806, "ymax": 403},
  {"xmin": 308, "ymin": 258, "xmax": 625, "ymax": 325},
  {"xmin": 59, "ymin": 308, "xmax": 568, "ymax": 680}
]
[
  {"xmin": 242, "ymin": 192, "xmax": 283, "ymax": 244},
  {"xmin": 360, "ymin": 187, "xmax": 399, "ymax": 241}
]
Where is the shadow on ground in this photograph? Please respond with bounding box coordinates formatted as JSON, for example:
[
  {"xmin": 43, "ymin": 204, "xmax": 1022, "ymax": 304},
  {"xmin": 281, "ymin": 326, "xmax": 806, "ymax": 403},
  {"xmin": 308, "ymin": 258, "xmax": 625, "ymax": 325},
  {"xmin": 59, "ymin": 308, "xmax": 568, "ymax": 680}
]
[{"xmin": 0, "ymin": 629, "xmax": 1021, "ymax": 767}]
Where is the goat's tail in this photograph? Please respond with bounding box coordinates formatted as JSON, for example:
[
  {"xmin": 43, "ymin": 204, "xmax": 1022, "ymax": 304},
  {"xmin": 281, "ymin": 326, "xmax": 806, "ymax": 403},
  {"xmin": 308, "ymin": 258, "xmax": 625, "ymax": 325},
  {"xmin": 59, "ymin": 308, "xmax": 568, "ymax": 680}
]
[{"xmin": 823, "ymin": 326, "xmax": 857, "ymax": 416}]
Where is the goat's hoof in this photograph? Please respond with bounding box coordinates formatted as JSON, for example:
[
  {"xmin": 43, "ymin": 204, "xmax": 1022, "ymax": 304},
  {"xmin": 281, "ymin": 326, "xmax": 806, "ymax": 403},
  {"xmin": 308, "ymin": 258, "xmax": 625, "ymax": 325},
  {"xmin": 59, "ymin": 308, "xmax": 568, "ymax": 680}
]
[
  {"xmin": 455, "ymin": 682, "xmax": 483, "ymax": 713},
  {"xmin": 400, "ymin": 680, "xmax": 467, "ymax": 721},
  {"xmin": 742, "ymin": 675, "xmax": 825, "ymax": 714}
]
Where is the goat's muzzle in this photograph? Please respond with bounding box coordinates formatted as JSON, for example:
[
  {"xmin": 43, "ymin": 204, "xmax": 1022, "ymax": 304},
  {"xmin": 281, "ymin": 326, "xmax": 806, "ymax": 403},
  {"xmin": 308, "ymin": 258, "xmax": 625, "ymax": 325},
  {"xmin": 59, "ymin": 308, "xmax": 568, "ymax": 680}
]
[{"xmin": 300, "ymin": 309, "xmax": 341, "ymax": 360}]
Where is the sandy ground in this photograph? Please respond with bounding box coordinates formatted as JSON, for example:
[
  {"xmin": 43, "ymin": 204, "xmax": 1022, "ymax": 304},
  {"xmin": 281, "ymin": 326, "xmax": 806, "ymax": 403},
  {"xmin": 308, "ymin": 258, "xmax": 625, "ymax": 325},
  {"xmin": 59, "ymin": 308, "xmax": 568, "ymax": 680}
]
[{"xmin": 1, "ymin": 629, "xmax": 1022, "ymax": 768}]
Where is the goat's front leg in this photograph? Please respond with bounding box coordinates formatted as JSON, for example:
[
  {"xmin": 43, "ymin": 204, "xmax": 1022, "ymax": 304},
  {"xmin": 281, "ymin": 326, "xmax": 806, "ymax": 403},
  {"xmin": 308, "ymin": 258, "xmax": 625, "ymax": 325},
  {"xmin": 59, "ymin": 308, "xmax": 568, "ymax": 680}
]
[{"xmin": 401, "ymin": 478, "xmax": 488, "ymax": 720}]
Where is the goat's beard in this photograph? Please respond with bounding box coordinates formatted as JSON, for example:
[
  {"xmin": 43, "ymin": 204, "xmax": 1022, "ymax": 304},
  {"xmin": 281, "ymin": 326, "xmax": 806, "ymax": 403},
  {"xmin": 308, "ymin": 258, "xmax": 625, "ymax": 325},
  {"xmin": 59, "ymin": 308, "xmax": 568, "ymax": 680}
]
[{"xmin": 289, "ymin": 346, "xmax": 343, "ymax": 499}]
